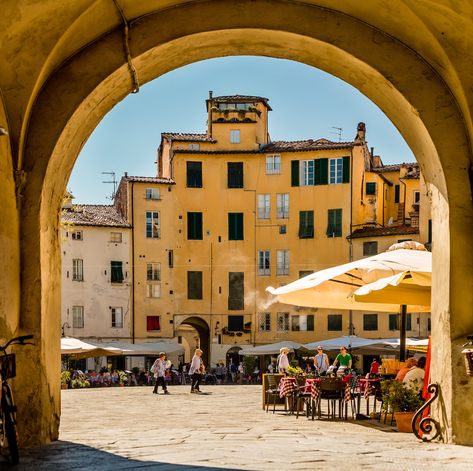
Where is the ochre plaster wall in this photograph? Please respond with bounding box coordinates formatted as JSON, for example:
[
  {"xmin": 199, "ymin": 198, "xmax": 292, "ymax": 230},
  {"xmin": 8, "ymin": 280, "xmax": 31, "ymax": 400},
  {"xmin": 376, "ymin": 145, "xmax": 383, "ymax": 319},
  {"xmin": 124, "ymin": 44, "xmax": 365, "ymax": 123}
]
[{"xmin": 0, "ymin": 0, "xmax": 472, "ymax": 446}]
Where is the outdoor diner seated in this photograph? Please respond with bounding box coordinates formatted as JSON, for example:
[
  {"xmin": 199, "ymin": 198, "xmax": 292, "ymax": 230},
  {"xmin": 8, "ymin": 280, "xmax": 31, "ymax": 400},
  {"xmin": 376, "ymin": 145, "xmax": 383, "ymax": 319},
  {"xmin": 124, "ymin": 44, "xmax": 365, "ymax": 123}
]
[
  {"xmin": 332, "ymin": 346, "xmax": 352, "ymax": 369},
  {"xmin": 403, "ymin": 356, "xmax": 426, "ymax": 393},
  {"xmin": 395, "ymin": 357, "xmax": 418, "ymax": 381}
]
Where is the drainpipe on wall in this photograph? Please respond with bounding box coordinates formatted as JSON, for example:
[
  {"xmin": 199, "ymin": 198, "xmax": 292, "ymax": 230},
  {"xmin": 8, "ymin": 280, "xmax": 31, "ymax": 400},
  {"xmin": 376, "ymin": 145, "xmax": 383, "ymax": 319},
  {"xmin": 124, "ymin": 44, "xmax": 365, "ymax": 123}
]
[
  {"xmin": 130, "ymin": 181, "xmax": 135, "ymax": 343},
  {"xmin": 348, "ymin": 148, "xmax": 354, "ymax": 336},
  {"xmin": 382, "ymin": 181, "xmax": 386, "ymax": 227}
]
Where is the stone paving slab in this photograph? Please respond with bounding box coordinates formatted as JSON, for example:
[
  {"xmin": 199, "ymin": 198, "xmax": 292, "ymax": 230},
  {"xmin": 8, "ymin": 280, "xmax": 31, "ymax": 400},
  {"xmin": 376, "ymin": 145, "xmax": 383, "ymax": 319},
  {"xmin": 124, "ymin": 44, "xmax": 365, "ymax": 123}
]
[{"xmin": 12, "ymin": 385, "xmax": 473, "ymax": 470}]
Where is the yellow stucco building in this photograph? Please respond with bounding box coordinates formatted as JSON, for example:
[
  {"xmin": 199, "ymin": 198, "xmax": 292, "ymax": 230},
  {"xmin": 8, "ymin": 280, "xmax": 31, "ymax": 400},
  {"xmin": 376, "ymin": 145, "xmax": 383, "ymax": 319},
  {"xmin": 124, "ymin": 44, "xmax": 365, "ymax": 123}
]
[{"xmin": 114, "ymin": 94, "xmax": 430, "ymax": 366}]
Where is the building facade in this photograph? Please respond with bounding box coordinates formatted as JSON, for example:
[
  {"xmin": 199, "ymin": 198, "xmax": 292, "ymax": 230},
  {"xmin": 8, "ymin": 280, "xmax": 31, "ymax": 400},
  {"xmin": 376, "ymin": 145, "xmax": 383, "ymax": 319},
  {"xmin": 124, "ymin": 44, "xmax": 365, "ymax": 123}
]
[
  {"xmin": 61, "ymin": 199, "xmax": 132, "ymax": 368},
  {"xmin": 112, "ymin": 94, "xmax": 431, "ymax": 365}
]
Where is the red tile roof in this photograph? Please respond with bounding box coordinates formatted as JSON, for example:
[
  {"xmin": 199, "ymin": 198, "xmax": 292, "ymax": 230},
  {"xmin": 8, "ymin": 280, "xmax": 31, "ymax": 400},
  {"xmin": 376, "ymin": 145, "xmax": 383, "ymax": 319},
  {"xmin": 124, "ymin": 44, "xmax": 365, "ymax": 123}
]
[
  {"xmin": 61, "ymin": 205, "xmax": 130, "ymax": 227},
  {"xmin": 348, "ymin": 224, "xmax": 419, "ymax": 239},
  {"xmin": 161, "ymin": 133, "xmax": 216, "ymax": 142},
  {"xmin": 123, "ymin": 176, "xmax": 175, "ymax": 184},
  {"xmin": 264, "ymin": 138, "xmax": 355, "ymax": 152}
]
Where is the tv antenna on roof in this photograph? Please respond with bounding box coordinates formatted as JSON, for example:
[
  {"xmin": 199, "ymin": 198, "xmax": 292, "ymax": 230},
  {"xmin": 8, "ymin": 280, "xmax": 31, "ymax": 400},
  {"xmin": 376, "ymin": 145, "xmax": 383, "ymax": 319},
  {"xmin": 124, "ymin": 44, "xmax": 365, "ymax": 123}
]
[
  {"xmin": 331, "ymin": 126, "xmax": 343, "ymax": 142},
  {"xmin": 102, "ymin": 171, "xmax": 117, "ymax": 200}
]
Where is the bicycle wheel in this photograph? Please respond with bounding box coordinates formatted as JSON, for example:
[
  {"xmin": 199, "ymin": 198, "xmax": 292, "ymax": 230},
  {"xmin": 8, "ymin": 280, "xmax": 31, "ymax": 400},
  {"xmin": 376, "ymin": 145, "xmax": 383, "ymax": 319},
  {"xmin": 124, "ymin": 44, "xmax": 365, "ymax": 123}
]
[{"xmin": 1, "ymin": 387, "xmax": 19, "ymax": 464}]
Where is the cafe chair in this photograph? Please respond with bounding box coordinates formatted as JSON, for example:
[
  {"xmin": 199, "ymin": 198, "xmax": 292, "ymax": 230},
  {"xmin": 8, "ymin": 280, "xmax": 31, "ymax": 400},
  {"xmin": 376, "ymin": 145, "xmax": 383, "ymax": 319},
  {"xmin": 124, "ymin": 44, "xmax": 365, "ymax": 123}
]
[
  {"xmin": 265, "ymin": 374, "xmax": 282, "ymax": 414},
  {"xmin": 315, "ymin": 377, "xmax": 344, "ymax": 420}
]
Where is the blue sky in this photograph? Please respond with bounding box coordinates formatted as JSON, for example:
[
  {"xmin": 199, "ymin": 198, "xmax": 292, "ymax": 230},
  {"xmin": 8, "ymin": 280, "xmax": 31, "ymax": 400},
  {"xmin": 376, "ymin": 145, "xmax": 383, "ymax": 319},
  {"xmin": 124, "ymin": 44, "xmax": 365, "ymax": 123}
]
[{"xmin": 68, "ymin": 56, "xmax": 415, "ymax": 204}]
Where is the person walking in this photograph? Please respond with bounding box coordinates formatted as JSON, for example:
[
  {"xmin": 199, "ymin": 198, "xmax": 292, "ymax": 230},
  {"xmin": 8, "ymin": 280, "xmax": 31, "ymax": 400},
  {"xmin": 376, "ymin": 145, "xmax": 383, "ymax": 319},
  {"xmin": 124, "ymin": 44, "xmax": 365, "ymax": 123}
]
[
  {"xmin": 151, "ymin": 352, "xmax": 169, "ymax": 395},
  {"xmin": 189, "ymin": 348, "xmax": 204, "ymax": 393},
  {"xmin": 277, "ymin": 347, "xmax": 290, "ymax": 374},
  {"xmin": 313, "ymin": 346, "xmax": 329, "ymax": 376}
]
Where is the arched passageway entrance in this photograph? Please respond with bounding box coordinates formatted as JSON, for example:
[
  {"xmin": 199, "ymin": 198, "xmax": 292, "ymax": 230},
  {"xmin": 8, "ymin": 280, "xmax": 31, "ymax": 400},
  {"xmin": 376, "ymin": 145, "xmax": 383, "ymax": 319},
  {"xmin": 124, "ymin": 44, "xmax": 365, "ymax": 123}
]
[
  {"xmin": 177, "ymin": 317, "xmax": 210, "ymax": 365},
  {"xmin": 1, "ymin": 0, "xmax": 472, "ymax": 446}
]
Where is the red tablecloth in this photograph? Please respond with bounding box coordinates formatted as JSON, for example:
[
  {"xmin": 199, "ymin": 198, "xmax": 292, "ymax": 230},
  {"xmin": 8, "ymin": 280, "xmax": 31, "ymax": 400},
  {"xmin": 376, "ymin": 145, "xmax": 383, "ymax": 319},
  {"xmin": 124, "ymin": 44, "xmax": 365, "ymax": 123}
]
[
  {"xmin": 279, "ymin": 377, "xmax": 297, "ymax": 398},
  {"xmin": 358, "ymin": 378, "xmax": 380, "ymax": 399}
]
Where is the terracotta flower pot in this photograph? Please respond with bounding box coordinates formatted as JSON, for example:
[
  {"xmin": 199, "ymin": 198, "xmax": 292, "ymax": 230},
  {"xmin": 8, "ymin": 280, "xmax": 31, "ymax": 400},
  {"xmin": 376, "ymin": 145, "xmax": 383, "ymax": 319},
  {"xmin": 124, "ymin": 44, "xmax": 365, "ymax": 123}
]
[
  {"xmin": 394, "ymin": 411, "xmax": 420, "ymax": 432},
  {"xmin": 61, "ymin": 383, "xmax": 68, "ymax": 390}
]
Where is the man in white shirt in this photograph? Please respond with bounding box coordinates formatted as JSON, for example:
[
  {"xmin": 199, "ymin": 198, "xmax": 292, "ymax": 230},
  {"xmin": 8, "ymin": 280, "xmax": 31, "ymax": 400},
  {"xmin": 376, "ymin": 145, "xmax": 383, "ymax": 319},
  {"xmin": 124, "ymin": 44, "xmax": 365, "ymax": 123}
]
[
  {"xmin": 189, "ymin": 348, "xmax": 204, "ymax": 393},
  {"xmin": 403, "ymin": 356, "xmax": 426, "ymax": 394}
]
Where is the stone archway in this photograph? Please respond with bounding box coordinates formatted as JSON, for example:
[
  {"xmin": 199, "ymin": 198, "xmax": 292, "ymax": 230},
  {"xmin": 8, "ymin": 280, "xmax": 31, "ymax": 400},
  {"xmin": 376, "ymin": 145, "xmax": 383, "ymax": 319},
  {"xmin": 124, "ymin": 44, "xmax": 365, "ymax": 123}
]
[
  {"xmin": 1, "ymin": 0, "xmax": 472, "ymax": 446},
  {"xmin": 177, "ymin": 316, "xmax": 211, "ymax": 366}
]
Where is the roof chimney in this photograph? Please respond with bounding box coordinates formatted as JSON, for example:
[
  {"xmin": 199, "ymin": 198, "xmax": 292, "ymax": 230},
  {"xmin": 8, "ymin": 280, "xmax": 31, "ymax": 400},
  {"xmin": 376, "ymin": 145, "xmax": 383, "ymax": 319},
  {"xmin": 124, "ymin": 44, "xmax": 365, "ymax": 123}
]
[
  {"xmin": 370, "ymin": 147, "xmax": 374, "ymax": 156},
  {"xmin": 124, "ymin": 172, "xmax": 128, "ymax": 177},
  {"xmin": 209, "ymin": 90, "xmax": 213, "ymax": 99}
]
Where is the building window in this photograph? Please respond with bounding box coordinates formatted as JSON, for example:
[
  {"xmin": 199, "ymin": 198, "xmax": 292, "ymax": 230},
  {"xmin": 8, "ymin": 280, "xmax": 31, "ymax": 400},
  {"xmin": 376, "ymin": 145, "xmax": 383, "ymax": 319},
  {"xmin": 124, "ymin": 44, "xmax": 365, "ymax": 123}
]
[
  {"xmin": 146, "ymin": 211, "xmax": 160, "ymax": 238},
  {"xmin": 187, "ymin": 212, "xmax": 203, "ymax": 240},
  {"xmin": 276, "ymin": 193, "xmax": 289, "ymax": 219},
  {"xmin": 329, "ymin": 158, "xmax": 343, "ymax": 184},
  {"xmin": 72, "ymin": 259, "xmax": 84, "ymax": 281},
  {"xmin": 328, "ymin": 314, "xmax": 342, "ymax": 331},
  {"xmin": 363, "ymin": 241, "xmax": 378, "ymax": 256},
  {"xmin": 257, "ymin": 194, "xmax": 270, "ymax": 219},
  {"xmin": 186, "ymin": 161, "xmax": 202, "ymax": 188},
  {"xmin": 258, "ymin": 250, "xmax": 270, "ymax": 276},
  {"xmin": 327, "ymin": 209, "xmax": 342, "ymax": 237},
  {"xmin": 291, "ymin": 315, "xmax": 314, "ymax": 331},
  {"xmin": 365, "ymin": 182, "xmax": 377, "ymax": 195},
  {"xmin": 72, "ymin": 306, "xmax": 84, "ymax": 328},
  {"xmin": 427, "ymin": 317, "xmax": 431, "ymax": 332},
  {"xmin": 394, "ymin": 184, "xmax": 400, "ymax": 203},
  {"xmin": 146, "ymin": 316, "xmax": 161, "ymax": 331},
  {"xmin": 300, "ymin": 160, "xmax": 315, "ymax": 186},
  {"xmin": 146, "ymin": 283, "xmax": 161, "ymax": 298},
  {"xmin": 228, "ymin": 272, "xmax": 244, "ymax": 310},
  {"xmin": 266, "ymin": 155, "xmax": 281, "ymax": 174},
  {"xmin": 276, "ymin": 250, "xmax": 289, "ymax": 276},
  {"xmin": 168, "ymin": 250, "xmax": 174, "ymax": 268},
  {"xmin": 71, "ymin": 230, "xmax": 83, "ymax": 241},
  {"xmin": 228, "ymin": 213, "xmax": 244, "ymax": 240},
  {"xmin": 230, "ymin": 129, "xmax": 240, "ymax": 144},
  {"xmin": 147, "ymin": 263, "xmax": 161, "ymax": 281},
  {"xmin": 298, "ymin": 210, "xmax": 314, "ymax": 239},
  {"xmin": 414, "ymin": 190, "xmax": 421, "ymax": 204},
  {"xmin": 299, "ymin": 270, "xmax": 313, "ymax": 278},
  {"xmin": 228, "ymin": 315, "xmax": 244, "ymax": 332},
  {"xmin": 363, "ymin": 313, "xmax": 378, "ymax": 331},
  {"xmin": 145, "ymin": 188, "xmax": 160, "ymax": 200},
  {"xmin": 111, "ymin": 307, "xmax": 123, "ymax": 328},
  {"xmin": 389, "ymin": 313, "xmax": 411, "ymax": 331},
  {"xmin": 258, "ymin": 312, "xmax": 271, "ymax": 332},
  {"xmin": 187, "ymin": 271, "xmax": 203, "ymax": 300},
  {"xmin": 111, "ymin": 261, "xmax": 124, "ymax": 283},
  {"xmin": 228, "ymin": 162, "xmax": 244, "ymax": 188},
  {"xmin": 277, "ymin": 312, "xmax": 290, "ymax": 332},
  {"xmin": 279, "ymin": 225, "xmax": 287, "ymax": 234},
  {"xmin": 110, "ymin": 232, "xmax": 122, "ymax": 243},
  {"xmin": 188, "ymin": 143, "xmax": 200, "ymax": 151}
]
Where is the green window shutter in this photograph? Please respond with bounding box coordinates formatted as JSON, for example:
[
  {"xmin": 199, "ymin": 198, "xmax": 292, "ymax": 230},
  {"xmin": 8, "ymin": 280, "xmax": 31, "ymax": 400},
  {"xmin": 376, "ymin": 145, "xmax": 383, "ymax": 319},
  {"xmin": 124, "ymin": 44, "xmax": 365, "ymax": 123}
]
[
  {"xmin": 316, "ymin": 158, "xmax": 328, "ymax": 185},
  {"xmin": 406, "ymin": 314, "xmax": 412, "ymax": 331},
  {"xmin": 229, "ymin": 213, "xmax": 243, "ymax": 240},
  {"xmin": 394, "ymin": 184, "xmax": 400, "ymax": 203},
  {"xmin": 187, "ymin": 212, "xmax": 203, "ymax": 240},
  {"xmin": 342, "ymin": 156, "xmax": 350, "ymax": 183},
  {"xmin": 299, "ymin": 210, "xmax": 314, "ymax": 238},
  {"xmin": 236, "ymin": 213, "xmax": 243, "ymax": 240},
  {"xmin": 307, "ymin": 315, "xmax": 314, "ymax": 331},
  {"xmin": 327, "ymin": 209, "xmax": 342, "ymax": 237},
  {"xmin": 291, "ymin": 160, "xmax": 299, "ymax": 186},
  {"xmin": 111, "ymin": 261, "xmax": 123, "ymax": 283},
  {"xmin": 327, "ymin": 209, "xmax": 335, "ymax": 237},
  {"xmin": 335, "ymin": 208, "xmax": 342, "ymax": 236},
  {"xmin": 314, "ymin": 159, "xmax": 321, "ymax": 185}
]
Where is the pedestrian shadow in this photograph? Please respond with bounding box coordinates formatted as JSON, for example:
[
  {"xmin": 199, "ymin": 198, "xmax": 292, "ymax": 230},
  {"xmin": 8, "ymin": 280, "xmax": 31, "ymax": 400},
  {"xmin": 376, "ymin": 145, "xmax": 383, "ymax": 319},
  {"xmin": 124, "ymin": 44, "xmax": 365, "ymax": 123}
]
[{"xmin": 15, "ymin": 441, "xmax": 245, "ymax": 471}]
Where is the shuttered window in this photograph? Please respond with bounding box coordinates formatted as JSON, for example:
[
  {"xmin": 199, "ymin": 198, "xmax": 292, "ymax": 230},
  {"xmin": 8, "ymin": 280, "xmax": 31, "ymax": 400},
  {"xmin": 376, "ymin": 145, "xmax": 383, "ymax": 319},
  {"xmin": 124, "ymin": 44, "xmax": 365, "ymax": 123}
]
[
  {"xmin": 186, "ymin": 161, "xmax": 202, "ymax": 188},
  {"xmin": 111, "ymin": 261, "xmax": 124, "ymax": 283},
  {"xmin": 326, "ymin": 209, "xmax": 342, "ymax": 237},
  {"xmin": 187, "ymin": 212, "xmax": 203, "ymax": 240},
  {"xmin": 228, "ymin": 162, "xmax": 243, "ymax": 188},
  {"xmin": 228, "ymin": 213, "xmax": 244, "ymax": 240},
  {"xmin": 187, "ymin": 271, "xmax": 203, "ymax": 300},
  {"xmin": 314, "ymin": 158, "xmax": 328, "ymax": 185},
  {"xmin": 298, "ymin": 210, "xmax": 314, "ymax": 239}
]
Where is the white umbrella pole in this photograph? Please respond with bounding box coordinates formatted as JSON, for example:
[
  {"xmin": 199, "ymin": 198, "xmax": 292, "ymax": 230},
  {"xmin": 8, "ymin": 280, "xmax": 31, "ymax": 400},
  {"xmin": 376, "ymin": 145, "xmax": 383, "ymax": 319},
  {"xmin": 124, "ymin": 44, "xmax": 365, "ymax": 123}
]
[{"xmin": 400, "ymin": 304, "xmax": 407, "ymax": 362}]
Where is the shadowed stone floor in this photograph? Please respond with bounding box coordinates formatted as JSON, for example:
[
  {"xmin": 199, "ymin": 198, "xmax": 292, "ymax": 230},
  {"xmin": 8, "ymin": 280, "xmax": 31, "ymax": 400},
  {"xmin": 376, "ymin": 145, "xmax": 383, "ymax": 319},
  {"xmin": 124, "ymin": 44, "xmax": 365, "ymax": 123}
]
[{"xmin": 13, "ymin": 385, "xmax": 473, "ymax": 470}]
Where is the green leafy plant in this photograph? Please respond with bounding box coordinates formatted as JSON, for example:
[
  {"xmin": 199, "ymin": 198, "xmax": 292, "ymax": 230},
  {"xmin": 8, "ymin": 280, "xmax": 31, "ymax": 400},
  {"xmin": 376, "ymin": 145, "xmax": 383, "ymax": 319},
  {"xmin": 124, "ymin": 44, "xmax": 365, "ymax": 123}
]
[
  {"xmin": 118, "ymin": 370, "xmax": 127, "ymax": 384},
  {"xmin": 243, "ymin": 356, "xmax": 257, "ymax": 375},
  {"xmin": 60, "ymin": 370, "xmax": 71, "ymax": 385},
  {"xmin": 286, "ymin": 365, "xmax": 304, "ymax": 376},
  {"xmin": 381, "ymin": 380, "xmax": 423, "ymax": 412}
]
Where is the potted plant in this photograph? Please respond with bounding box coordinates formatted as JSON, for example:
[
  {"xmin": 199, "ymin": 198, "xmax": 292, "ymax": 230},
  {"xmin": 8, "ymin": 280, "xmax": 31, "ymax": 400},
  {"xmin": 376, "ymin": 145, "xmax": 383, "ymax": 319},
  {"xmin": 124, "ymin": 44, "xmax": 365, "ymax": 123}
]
[
  {"xmin": 286, "ymin": 365, "xmax": 304, "ymax": 377},
  {"xmin": 60, "ymin": 370, "xmax": 71, "ymax": 389},
  {"xmin": 118, "ymin": 370, "xmax": 127, "ymax": 386},
  {"xmin": 381, "ymin": 380, "xmax": 423, "ymax": 432}
]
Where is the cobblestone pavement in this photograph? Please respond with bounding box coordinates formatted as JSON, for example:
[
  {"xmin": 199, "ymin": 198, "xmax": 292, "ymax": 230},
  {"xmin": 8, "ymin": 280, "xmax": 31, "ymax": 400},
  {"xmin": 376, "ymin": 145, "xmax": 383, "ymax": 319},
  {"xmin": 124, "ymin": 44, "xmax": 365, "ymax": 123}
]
[{"xmin": 14, "ymin": 385, "xmax": 473, "ymax": 470}]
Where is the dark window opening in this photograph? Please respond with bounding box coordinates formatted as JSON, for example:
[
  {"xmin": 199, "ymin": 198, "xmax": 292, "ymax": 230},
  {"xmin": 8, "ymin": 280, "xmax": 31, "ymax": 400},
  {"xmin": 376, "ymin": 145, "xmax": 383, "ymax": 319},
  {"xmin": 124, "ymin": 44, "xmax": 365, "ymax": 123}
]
[
  {"xmin": 186, "ymin": 161, "xmax": 202, "ymax": 188},
  {"xmin": 187, "ymin": 271, "xmax": 203, "ymax": 299},
  {"xmin": 228, "ymin": 213, "xmax": 244, "ymax": 240},
  {"xmin": 228, "ymin": 272, "xmax": 244, "ymax": 310},
  {"xmin": 227, "ymin": 162, "xmax": 244, "ymax": 188},
  {"xmin": 147, "ymin": 316, "xmax": 161, "ymax": 331},
  {"xmin": 363, "ymin": 313, "xmax": 378, "ymax": 331},
  {"xmin": 366, "ymin": 182, "xmax": 377, "ymax": 195},
  {"xmin": 299, "ymin": 210, "xmax": 314, "ymax": 239},
  {"xmin": 363, "ymin": 241, "xmax": 378, "ymax": 256},
  {"xmin": 111, "ymin": 261, "xmax": 123, "ymax": 283},
  {"xmin": 187, "ymin": 212, "xmax": 203, "ymax": 240},
  {"xmin": 328, "ymin": 314, "xmax": 342, "ymax": 331},
  {"xmin": 228, "ymin": 315, "xmax": 244, "ymax": 332},
  {"xmin": 327, "ymin": 209, "xmax": 342, "ymax": 237}
]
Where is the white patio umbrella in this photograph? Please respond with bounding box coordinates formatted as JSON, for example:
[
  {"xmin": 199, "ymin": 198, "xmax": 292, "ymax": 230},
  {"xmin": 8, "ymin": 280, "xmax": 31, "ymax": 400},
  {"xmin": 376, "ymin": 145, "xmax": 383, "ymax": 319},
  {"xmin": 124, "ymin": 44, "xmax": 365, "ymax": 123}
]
[
  {"xmin": 266, "ymin": 242, "xmax": 432, "ymax": 360},
  {"xmin": 60, "ymin": 337, "xmax": 123, "ymax": 358},
  {"xmin": 239, "ymin": 340, "xmax": 311, "ymax": 356}
]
